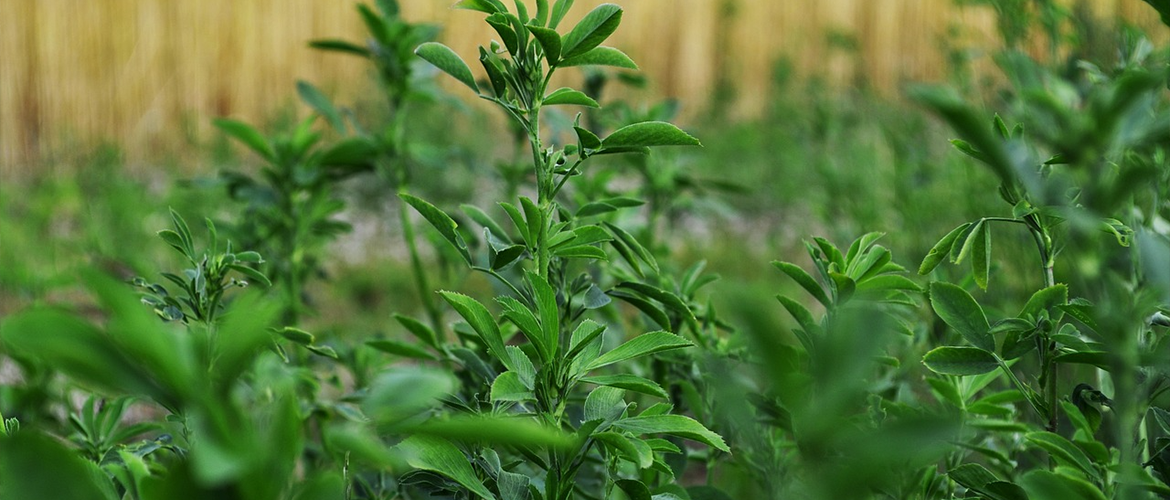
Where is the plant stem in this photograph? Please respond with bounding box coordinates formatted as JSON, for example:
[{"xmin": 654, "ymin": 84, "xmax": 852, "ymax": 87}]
[
  {"xmin": 1027, "ymin": 220, "xmax": 1058, "ymax": 432},
  {"xmin": 528, "ymin": 103, "xmax": 554, "ymax": 281}
]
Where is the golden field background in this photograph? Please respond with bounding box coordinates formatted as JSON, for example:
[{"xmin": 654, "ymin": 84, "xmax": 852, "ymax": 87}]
[{"xmin": 0, "ymin": 0, "xmax": 1165, "ymax": 169}]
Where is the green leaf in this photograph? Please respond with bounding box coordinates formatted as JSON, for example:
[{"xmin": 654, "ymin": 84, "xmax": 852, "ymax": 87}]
[
  {"xmin": 773, "ymin": 261, "xmax": 831, "ymax": 308},
  {"xmin": 617, "ymin": 479, "xmax": 653, "ymax": 500},
  {"xmin": 856, "ymin": 275, "xmax": 922, "ymax": 293},
  {"xmin": 608, "ymin": 290, "xmax": 669, "ymax": 330},
  {"xmin": 228, "ymin": 264, "xmax": 272, "ymax": 288},
  {"xmin": 0, "ymin": 432, "xmax": 119, "ymax": 500},
  {"xmin": 485, "ymin": 14, "xmax": 520, "ymax": 55},
  {"xmin": 567, "ymin": 319, "xmax": 607, "ymax": 359},
  {"xmin": 157, "ymin": 229, "xmax": 188, "ymax": 256},
  {"xmin": 926, "ymin": 377, "xmax": 963, "ymax": 408},
  {"xmin": 478, "ymin": 47, "xmax": 508, "ymax": 97},
  {"xmin": 908, "ymin": 85, "xmax": 1015, "ymax": 185},
  {"xmin": 308, "ymin": 39, "xmax": 371, "ymax": 57},
  {"xmin": 984, "ymin": 482, "xmax": 1030, "ymax": 500},
  {"xmin": 577, "ymin": 197, "xmax": 644, "ymax": 217},
  {"xmin": 413, "ymin": 416, "xmax": 574, "ymax": 450},
  {"xmin": 560, "ymin": 4, "xmax": 622, "ymax": 58},
  {"xmin": 455, "ymin": 0, "xmax": 503, "ymax": 14},
  {"xmin": 306, "ymin": 344, "xmax": 339, "ymax": 359},
  {"xmin": 320, "ymin": 138, "xmax": 377, "ymax": 171},
  {"xmin": 415, "ymin": 42, "xmax": 479, "ymax": 93},
  {"xmin": 776, "ymin": 295, "xmax": 822, "ymax": 343},
  {"xmin": 930, "ymin": 282, "xmax": 993, "ymax": 351},
  {"xmin": 614, "ymin": 414, "xmax": 729, "ymax": 452},
  {"xmin": 400, "ymin": 193, "xmax": 472, "ymax": 265},
  {"xmin": 394, "ymin": 313, "xmax": 438, "ymax": 349},
  {"xmin": 582, "ymin": 374, "xmax": 668, "ymax": 399},
  {"xmin": 534, "ymin": 0, "xmax": 549, "ymax": 25},
  {"xmin": 520, "ymin": 197, "xmax": 544, "ymax": 248},
  {"xmin": 971, "ymin": 222, "xmax": 991, "ymax": 290},
  {"xmin": 550, "ymin": 0, "xmax": 574, "ymax": 28},
  {"xmin": 603, "ymin": 121, "xmax": 701, "ymax": 149},
  {"xmin": 1019, "ymin": 284, "xmax": 1068, "ymax": 319},
  {"xmin": 1026, "ymin": 432, "xmax": 1099, "ymax": 480},
  {"xmin": 543, "ymin": 87, "xmax": 599, "ymax": 107},
  {"xmin": 491, "ymin": 371, "xmax": 534, "ymax": 402},
  {"xmin": 233, "ymin": 251, "xmax": 263, "ymax": 263},
  {"xmin": 439, "ymin": 292, "xmax": 511, "ymax": 371},
  {"xmin": 615, "ymin": 282, "xmax": 695, "ymax": 323},
  {"xmin": 527, "ymin": 25, "xmax": 562, "ymax": 64},
  {"xmin": 1019, "ymin": 470, "xmax": 1107, "ymax": 500},
  {"xmin": 277, "ymin": 327, "xmax": 315, "ymax": 345},
  {"xmin": 949, "ymin": 463, "xmax": 999, "ymax": 492},
  {"xmin": 1, "ymin": 309, "xmax": 177, "ymax": 405},
  {"xmin": 499, "ymin": 202, "xmax": 530, "ymax": 245},
  {"xmin": 397, "ymin": 436, "xmax": 495, "ymax": 499},
  {"xmin": 603, "ymin": 222, "xmax": 659, "ymax": 275},
  {"xmin": 497, "ymin": 296, "xmax": 550, "ymax": 362},
  {"xmin": 919, "ymin": 223, "xmax": 971, "ymax": 275},
  {"xmin": 575, "ymin": 126, "xmax": 603, "ymax": 150},
  {"xmin": 922, "ymin": 346, "xmax": 998, "ymax": 376},
  {"xmin": 951, "ymin": 220, "xmax": 983, "ymax": 265},
  {"xmin": 296, "ymin": 80, "xmax": 344, "ymax": 134},
  {"xmin": 559, "ymin": 46, "xmax": 638, "ymax": 69},
  {"xmin": 527, "ymin": 272, "xmax": 560, "ymax": 361},
  {"xmin": 461, "ymin": 204, "xmax": 511, "ymax": 243},
  {"xmin": 363, "ymin": 367, "xmax": 455, "ymax": 424},
  {"xmin": 366, "ymin": 339, "xmax": 437, "ymax": 360},
  {"xmin": 585, "ymin": 386, "xmax": 627, "ymax": 423},
  {"xmin": 1101, "ymin": 218, "xmax": 1133, "ymax": 247},
  {"xmin": 594, "ymin": 432, "xmax": 653, "ymax": 469},
  {"xmin": 213, "ymin": 118, "xmax": 275, "ymax": 161},
  {"xmin": 585, "ymin": 331, "xmax": 692, "ymax": 371},
  {"xmin": 1053, "ymin": 351, "xmax": 1110, "ymax": 370}
]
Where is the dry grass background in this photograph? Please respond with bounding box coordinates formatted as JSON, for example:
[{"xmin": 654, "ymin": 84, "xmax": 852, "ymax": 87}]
[{"xmin": 0, "ymin": 0, "xmax": 1164, "ymax": 171}]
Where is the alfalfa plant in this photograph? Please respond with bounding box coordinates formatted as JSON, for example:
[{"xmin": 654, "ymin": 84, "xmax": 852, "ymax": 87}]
[
  {"xmin": 132, "ymin": 209, "xmax": 270, "ymax": 327},
  {"xmin": 912, "ymin": 29, "xmax": 1170, "ymax": 497},
  {"xmin": 758, "ymin": 234, "xmax": 955, "ymax": 498},
  {"xmin": 384, "ymin": 1, "xmax": 729, "ymax": 498},
  {"xmin": 214, "ymin": 114, "xmax": 377, "ymax": 325}
]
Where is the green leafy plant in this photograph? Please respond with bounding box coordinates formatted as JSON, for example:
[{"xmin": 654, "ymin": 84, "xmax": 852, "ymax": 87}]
[
  {"xmin": 390, "ymin": 1, "xmax": 729, "ymax": 498},
  {"xmin": 132, "ymin": 209, "xmax": 270, "ymax": 326},
  {"xmin": 740, "ymin": 234, "xmax": 956, "ymax": 498},
  {"xmin": 912, "ymin": 29, "xmax": 1170, "ymax": 497},
  {"xmin": 214, "ymin": 115, "xmax": 376, "ymax": 324}
]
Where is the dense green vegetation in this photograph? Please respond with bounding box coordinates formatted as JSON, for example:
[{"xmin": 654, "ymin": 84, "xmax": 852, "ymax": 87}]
[{"xmin": 3, "ymin": 1, "xmax": 1170, "ymax": 499}]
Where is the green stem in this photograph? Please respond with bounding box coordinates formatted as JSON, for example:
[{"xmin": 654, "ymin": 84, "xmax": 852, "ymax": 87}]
[
  {"xmin": 1037, "ymin": 228, "xmax": 1057, "ymax": 432},
  {"xmin": 528, "ymin": 104, "xmax": 554, "ymax": 281}
]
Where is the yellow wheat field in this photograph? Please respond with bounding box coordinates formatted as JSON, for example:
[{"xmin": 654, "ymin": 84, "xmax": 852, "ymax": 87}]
[{"xmin": 0, "ymin": 0, "xmax": 1164, "ymax": 169}]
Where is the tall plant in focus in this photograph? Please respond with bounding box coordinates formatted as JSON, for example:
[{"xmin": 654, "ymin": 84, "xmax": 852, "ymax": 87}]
[{"xmin": 385, "ymin": 1, "xmax": 731, "ymax": 498}]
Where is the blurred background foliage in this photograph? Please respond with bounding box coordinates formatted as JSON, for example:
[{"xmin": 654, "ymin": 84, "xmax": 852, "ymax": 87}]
[{"xmin": 2, "ymin": 0, "xmax": 1165, "ymax": 336}]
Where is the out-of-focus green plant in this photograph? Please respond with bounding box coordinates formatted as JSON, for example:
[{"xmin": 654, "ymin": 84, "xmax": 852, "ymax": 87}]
[
  {"xmin": 911, "ymin": 26, "xmax": 1170, "ymax": 497},
  {"xmin": 305, "ymin": 0, "xmax": 455, "ymax": 339},
  {"xmin": 214, "ymin": 116, "xmax": 377, "ymax": 324},
  {"xmin": 738, "ymin": 234, "xmax": 955, "ymax": 499}
]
